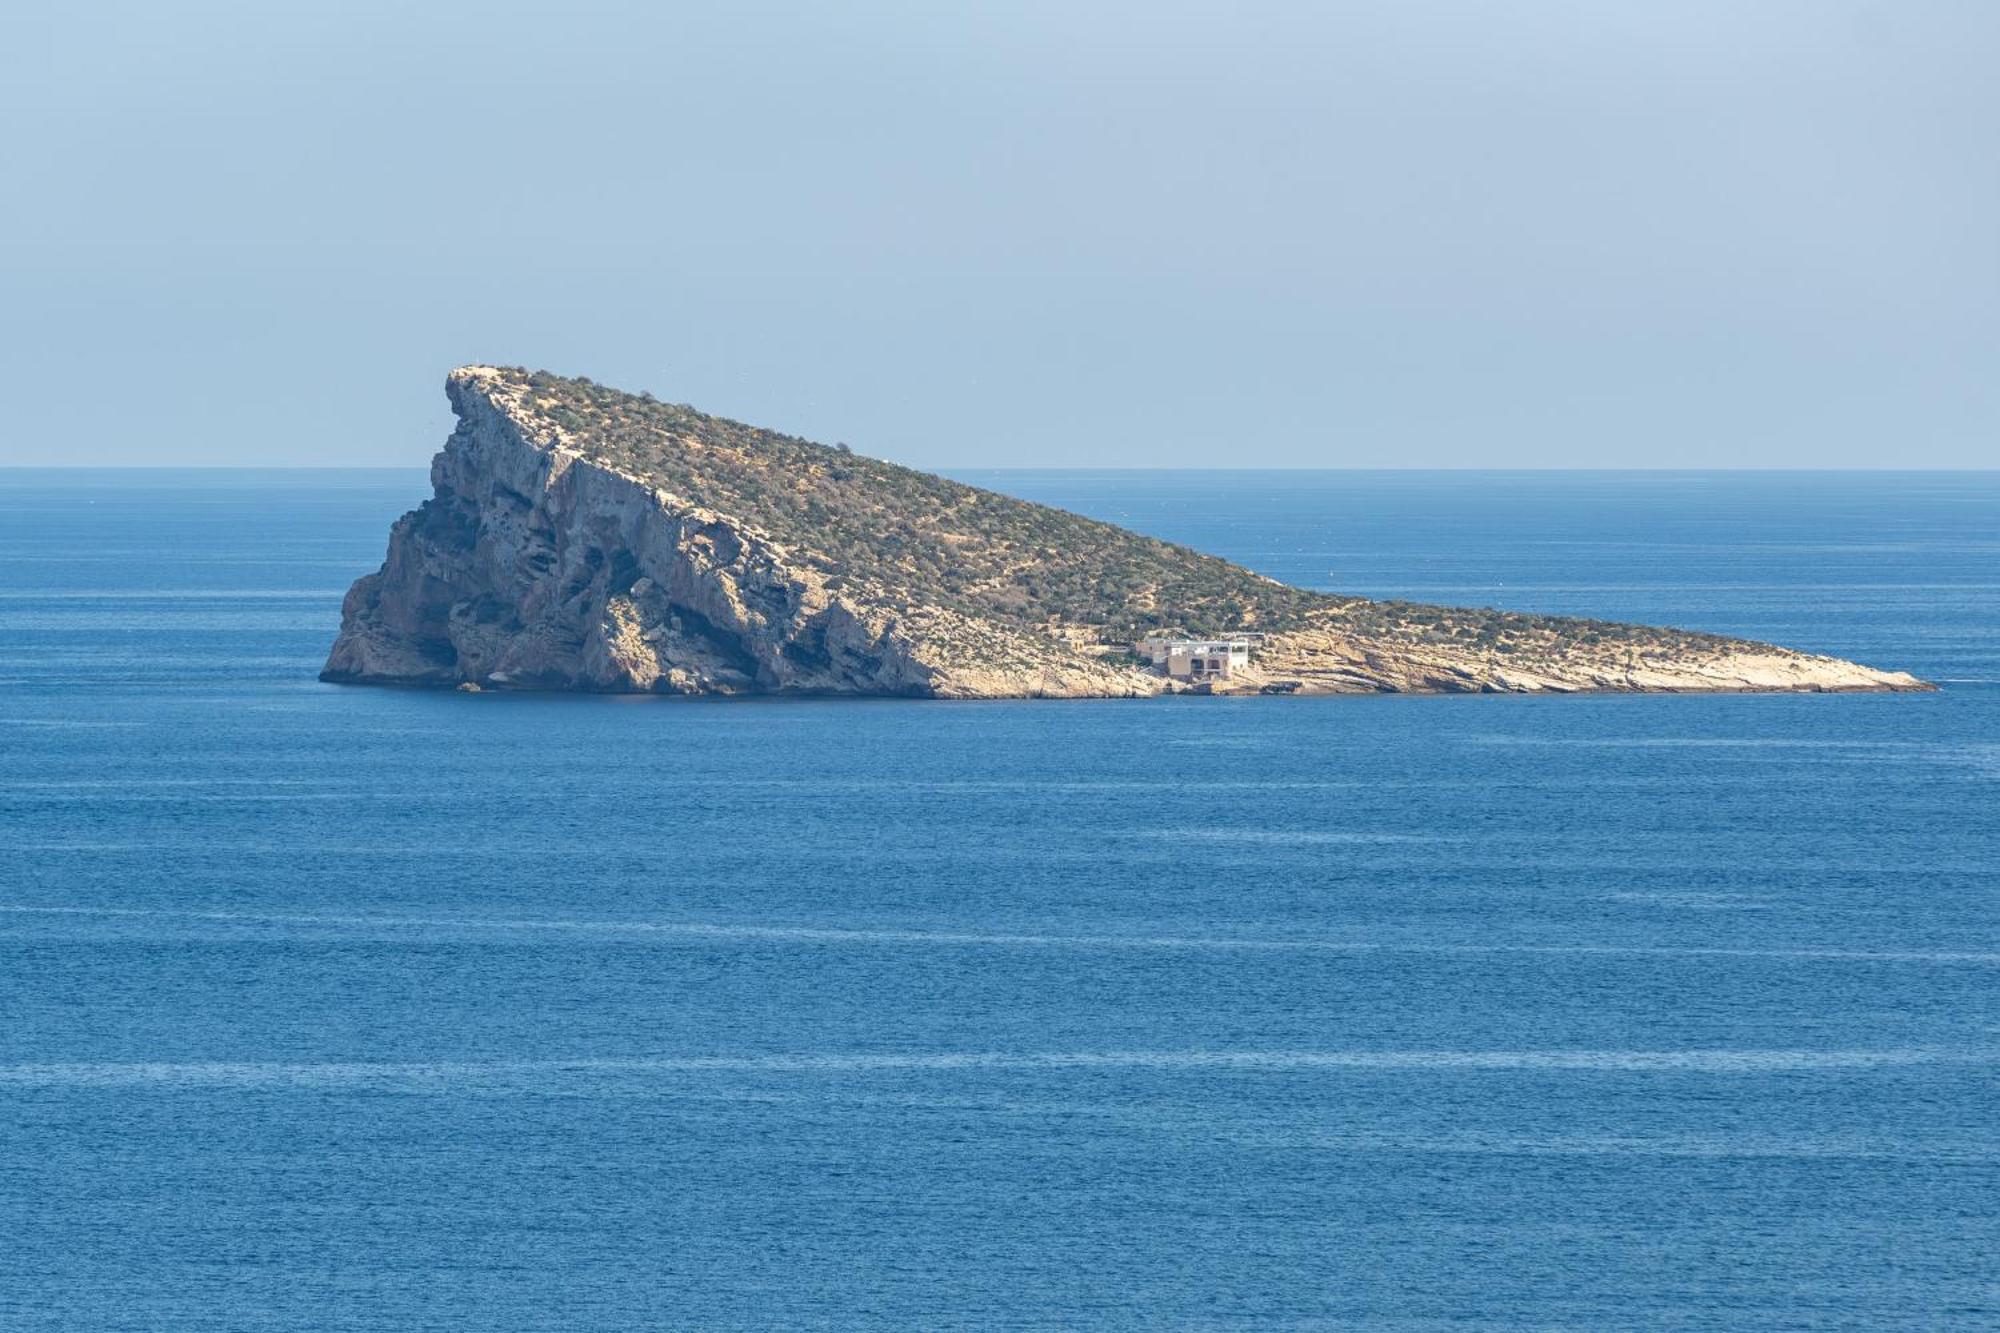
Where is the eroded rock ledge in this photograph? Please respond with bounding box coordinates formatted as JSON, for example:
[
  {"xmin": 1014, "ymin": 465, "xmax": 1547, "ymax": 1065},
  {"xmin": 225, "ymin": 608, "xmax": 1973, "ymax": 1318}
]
[
  {"xmin": 323, "ymin": 369, "xmax": 1145, "ymax": 697},
  {"xmin": 322, "ymin": 367, "xmax": 1929, "ymax": 698}
]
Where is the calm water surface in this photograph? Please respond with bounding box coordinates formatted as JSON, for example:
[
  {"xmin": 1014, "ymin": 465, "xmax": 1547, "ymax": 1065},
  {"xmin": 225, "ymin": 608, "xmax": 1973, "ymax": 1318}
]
[{"xmin": 2, "ymin": 469, "xmax": 1996, "ymax": 1330}]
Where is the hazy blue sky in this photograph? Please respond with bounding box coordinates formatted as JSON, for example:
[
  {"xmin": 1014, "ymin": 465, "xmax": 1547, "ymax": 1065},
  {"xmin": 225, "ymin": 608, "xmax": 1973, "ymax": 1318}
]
[{"xmin": 4, "ymin": 1, "xmax": 1994, "ymax": 467}]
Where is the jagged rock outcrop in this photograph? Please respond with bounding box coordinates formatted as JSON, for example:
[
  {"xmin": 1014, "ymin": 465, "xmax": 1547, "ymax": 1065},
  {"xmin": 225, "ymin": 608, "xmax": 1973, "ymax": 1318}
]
[
  {"xmin": 1244, "ymin": 627, "xmax": 1924, "ymax": 695},
  {"xmin": 322, "ymin": 369, "xmax": 1148, "ymax": 697},
  {"xmin": 322, "ymin": 367, "xmax": 1929, "ymax": 698}
]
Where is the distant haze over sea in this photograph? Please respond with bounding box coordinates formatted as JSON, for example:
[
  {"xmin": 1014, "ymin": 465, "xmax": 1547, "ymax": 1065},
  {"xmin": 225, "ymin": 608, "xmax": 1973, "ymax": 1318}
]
[{"xmin": 4, "ymin": 3, "xmax": 1997, "ymax": 468}]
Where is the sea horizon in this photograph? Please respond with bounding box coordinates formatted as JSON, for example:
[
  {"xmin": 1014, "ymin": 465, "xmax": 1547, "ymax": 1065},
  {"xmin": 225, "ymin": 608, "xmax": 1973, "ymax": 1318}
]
[
  {"xmin": 10, "ymin": 3, "xmax": 1997, "ymax": 1324},
  {"xmin": 7, "ymin": 464, "xmax": 1998, "ymax": 475}
]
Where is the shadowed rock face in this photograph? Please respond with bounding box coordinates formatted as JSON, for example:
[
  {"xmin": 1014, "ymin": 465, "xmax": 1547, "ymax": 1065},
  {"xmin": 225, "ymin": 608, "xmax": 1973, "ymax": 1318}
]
[
  {"xmin": 321, "ymin": 369, "xmax": 1147, "ymax": 697},
  {"xmin": 322, "ymin": 367, "xmax": 1930, "ymax": 698}
]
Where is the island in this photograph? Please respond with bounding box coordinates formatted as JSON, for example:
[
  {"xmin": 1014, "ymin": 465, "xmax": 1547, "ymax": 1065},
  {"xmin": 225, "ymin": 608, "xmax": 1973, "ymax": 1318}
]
[{"xmin": 321, "ymin": 367, "xmax": 1929, "ymax": 698}]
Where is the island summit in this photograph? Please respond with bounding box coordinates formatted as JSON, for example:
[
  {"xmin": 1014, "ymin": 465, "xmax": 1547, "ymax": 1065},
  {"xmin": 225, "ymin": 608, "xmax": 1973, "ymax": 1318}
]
[{"xmin": 322, "ymin": 367, "xmax": 1929, "ymax": 698}]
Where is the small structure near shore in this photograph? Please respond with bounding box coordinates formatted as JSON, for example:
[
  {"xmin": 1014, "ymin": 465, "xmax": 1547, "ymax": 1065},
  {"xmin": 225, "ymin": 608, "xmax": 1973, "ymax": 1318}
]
[{"xmin": 1138, "ymin": 635, "xmax": 1260, "ymax": 683}]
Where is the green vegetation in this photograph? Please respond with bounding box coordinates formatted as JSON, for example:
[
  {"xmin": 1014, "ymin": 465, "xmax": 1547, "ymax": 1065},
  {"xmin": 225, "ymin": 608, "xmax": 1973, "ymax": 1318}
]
[
  {"xmin": 496, "ymin": 368, "xmax": 1744, "ymax": 656},
  {"xmin": 1319, "ymin": 597, "xmax": 1736, "ymax": 666}
]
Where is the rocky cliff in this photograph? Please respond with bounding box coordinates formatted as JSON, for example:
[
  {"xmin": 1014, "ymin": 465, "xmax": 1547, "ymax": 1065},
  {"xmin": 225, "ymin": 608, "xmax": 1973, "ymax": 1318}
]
[{"xmin": 322, "ymin": 367, "xmax": 1928, "ymax": 698}]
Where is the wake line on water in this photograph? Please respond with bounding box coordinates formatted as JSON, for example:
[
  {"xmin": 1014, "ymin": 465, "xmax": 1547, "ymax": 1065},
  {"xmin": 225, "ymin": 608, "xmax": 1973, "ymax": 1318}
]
[
  {"xmin": 0, "ymin": 718, "xmax": 147, "ymax": 729},
  {"xmin": 0, "ymin": 1047, "xmax": 1990, "ymax": 1090},
  {"xmin": 3, "ymin": 905, "xmax": 1998, "ymax": 964},
  {"xmin": 695, "ymin": 1089, "xmax": 2000, "ymax": 1163}
]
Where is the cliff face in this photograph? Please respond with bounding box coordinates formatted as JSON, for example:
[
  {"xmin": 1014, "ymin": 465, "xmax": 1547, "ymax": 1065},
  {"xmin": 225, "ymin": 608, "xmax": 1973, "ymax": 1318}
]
[
  {"xmin": 322, "ymin": 367, "xmax": 1928, "ymax": 698},
  {"xmin": 322, "ymin": 368, "xmax": 1149, "ymax": 697}
]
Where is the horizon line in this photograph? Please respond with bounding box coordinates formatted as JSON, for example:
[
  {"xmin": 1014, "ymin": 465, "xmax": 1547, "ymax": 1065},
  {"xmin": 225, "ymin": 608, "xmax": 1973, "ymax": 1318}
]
[{"xmin": 3, "ymin": 464, "xmax": 1997, "ymax": 475}]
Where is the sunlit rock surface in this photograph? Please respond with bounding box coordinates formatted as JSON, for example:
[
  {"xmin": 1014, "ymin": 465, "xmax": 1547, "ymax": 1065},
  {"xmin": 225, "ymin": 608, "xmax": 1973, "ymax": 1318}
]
[{"xmin": 323, "ymin": 367, "xmax": 1929, "ymax": 698}]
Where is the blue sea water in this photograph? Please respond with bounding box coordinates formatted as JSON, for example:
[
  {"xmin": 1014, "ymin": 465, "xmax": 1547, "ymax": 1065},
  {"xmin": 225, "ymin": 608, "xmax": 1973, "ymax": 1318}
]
[{"xmin": 1, "ymin": 469, "xmax": 1996, "ymax": 1331}]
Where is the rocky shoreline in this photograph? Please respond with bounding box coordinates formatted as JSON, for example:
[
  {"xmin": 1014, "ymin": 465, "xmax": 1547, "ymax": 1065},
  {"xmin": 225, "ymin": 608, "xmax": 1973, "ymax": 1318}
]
[{"xmin": 323, "ymin": 368, "xmax": 1929, "ymax": 699}]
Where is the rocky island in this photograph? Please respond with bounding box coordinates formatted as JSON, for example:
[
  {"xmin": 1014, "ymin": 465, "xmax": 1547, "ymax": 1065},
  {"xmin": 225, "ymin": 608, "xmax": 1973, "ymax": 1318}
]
[{"xmin": 322, "ymin": 367, "xmax": 1928, "ymax": 698}]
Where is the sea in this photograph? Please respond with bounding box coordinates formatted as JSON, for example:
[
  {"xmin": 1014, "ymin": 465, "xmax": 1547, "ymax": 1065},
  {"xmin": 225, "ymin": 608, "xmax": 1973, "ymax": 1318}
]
[{"xmin": 1, "ymin": 469, "xmax": 1995, "ymax": 1331}]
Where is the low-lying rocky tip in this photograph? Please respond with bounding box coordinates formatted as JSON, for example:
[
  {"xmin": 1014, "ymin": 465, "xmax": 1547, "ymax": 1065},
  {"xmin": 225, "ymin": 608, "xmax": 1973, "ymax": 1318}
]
[{"xmin": 321, "ymin": 367, "xmax": 1931, "ymax": 699}]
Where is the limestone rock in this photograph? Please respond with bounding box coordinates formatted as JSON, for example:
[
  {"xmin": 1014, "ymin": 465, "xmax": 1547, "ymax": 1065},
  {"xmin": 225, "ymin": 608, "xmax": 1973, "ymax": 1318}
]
[{"xmin": 321, "ymin": 367, "xmax": 1929, "ymax": 698}]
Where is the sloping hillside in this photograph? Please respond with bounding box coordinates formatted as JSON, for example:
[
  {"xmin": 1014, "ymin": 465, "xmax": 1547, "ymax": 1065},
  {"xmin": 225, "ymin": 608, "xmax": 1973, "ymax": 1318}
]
[{"xmin": 320, "ymin": 368, "xmax": 1927, "ymax": 697}]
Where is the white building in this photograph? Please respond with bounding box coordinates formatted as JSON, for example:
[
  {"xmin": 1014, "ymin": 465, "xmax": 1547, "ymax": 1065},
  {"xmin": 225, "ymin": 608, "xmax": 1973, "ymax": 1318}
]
[{"xmin": 1138, "ymin": 636, "xmax": 1258, "ymax": 682}]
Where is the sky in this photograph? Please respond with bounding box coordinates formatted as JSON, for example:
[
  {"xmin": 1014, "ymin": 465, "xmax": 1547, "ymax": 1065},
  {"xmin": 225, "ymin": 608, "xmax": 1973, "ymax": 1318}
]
[{"xmin": 2, "ymin": 1, "xmax": 1995, "ymax": 468}]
